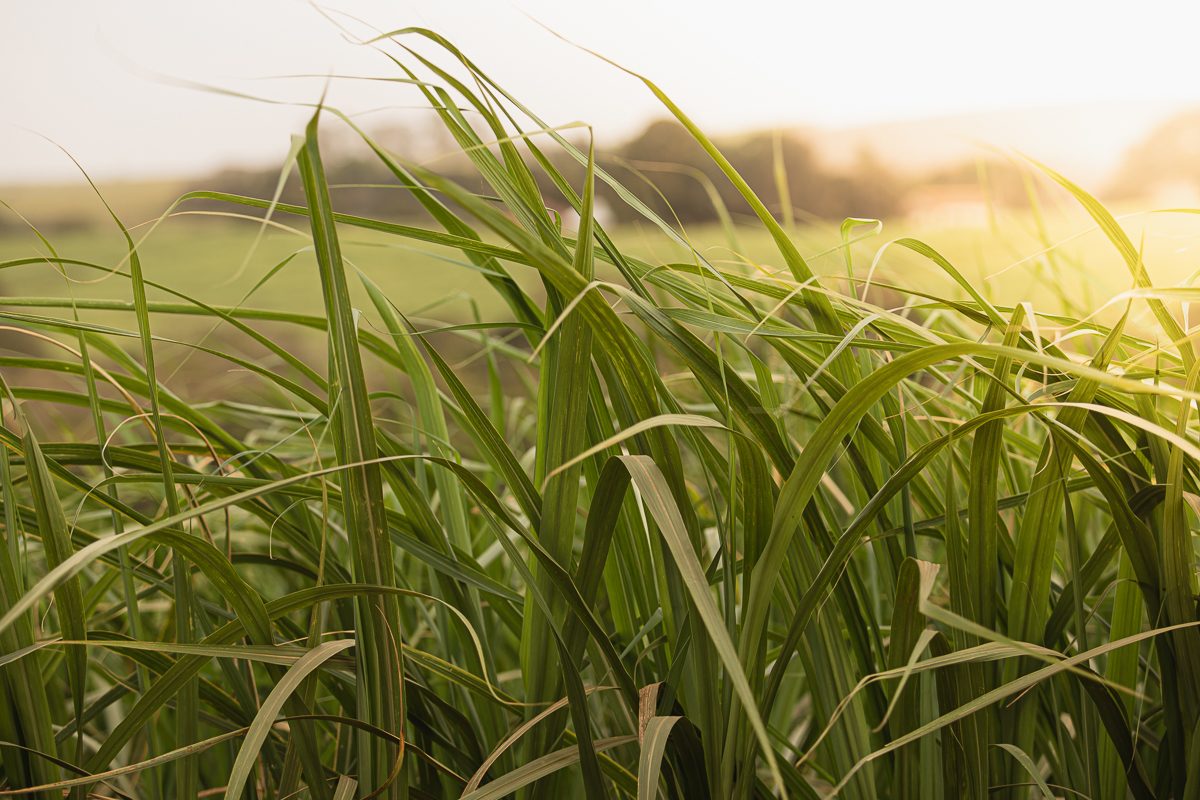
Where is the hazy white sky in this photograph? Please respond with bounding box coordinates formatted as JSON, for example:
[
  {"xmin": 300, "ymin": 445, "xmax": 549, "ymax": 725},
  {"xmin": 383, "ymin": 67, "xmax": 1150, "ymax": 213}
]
[{"xmin": 4, "ymin": 0, "xmax": 1200, "ymax": 183}]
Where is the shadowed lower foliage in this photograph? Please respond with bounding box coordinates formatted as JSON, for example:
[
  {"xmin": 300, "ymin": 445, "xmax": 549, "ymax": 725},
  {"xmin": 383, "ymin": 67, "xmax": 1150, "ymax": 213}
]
[{"xmin": 1, "ymin": 28, "xmax": 1199, "ymax": 800}]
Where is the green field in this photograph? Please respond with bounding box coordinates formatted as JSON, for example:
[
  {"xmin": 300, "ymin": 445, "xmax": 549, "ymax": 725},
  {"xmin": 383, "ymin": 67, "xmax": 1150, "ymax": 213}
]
[
  {"xmin": 5, "ymin": 198, "xmax": 1195, "ymax": 328},
  {"xmin": 0, "ymin": 221, "xmax": 493, "ymax": 316}
]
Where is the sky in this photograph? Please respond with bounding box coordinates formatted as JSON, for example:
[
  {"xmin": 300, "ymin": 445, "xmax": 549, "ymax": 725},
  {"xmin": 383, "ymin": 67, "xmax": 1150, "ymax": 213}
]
[{"xmin": 4, "ymin": 0, "xmax": 1200, "ymax": 184}]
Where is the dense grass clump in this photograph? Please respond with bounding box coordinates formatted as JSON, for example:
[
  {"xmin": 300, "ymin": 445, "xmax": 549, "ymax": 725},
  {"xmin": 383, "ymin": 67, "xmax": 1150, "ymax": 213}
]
[{"xmin": 3, "ymin": 29, "xmax": 1200, "ymax": 800}]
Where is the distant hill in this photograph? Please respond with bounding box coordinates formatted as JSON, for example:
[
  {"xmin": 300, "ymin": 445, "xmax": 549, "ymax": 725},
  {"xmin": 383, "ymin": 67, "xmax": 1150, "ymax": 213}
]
[
  {"xmin": 1108, "ymin": 108, "xmax": 1200, "ymax": 204},
  {"xmin": 805, "ymin": 101, "xmax": 1181, "ymax": 187}
]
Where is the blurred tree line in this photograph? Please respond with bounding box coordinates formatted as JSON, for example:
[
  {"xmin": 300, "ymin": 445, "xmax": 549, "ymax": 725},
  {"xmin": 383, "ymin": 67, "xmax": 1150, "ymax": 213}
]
[
  {"xmin": 593, "ymin": 120, "xmax": 905, "ymax": 224},
  {"xmin": 203, "ymin": 119, "xmax": 908, "ymax": 228},
  {"xmin": 13, "ymin": 110, "xmax": 1195, "ymax": 237}
]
